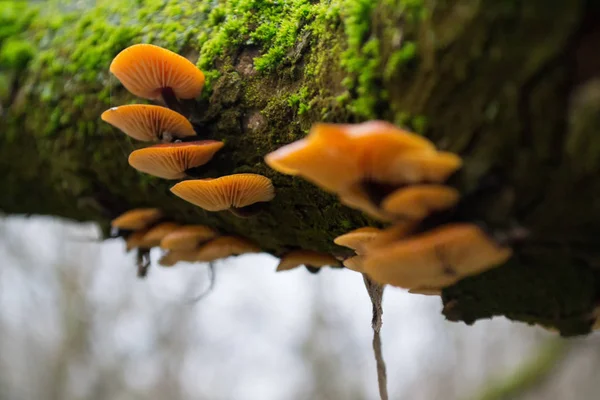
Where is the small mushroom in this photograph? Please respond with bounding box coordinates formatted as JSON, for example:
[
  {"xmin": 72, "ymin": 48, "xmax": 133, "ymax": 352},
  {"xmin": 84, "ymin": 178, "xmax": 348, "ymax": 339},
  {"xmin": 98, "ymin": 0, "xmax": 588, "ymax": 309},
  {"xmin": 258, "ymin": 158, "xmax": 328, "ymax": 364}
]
[
  {"xmin": 362, "ymin": 222, "xmax": 416, "ymax": 253},
  {"xmin": 170, "ymin": 174, "xmax": 275, "ymax": 217},
  {"xmin": 362, "ymin": 223, "xmax": 513, "ymax": 289},
  {"xmin": 140, "ymin": 222, "xmax": 180, "ymax": 248},
  {"xmin": 110, "ymin": 44, "xmax": 205, "ymax": 113},
  {"xmin": 160, "ymin": 225, "xmax": 219, "ymax": 251},
  {"xmin": 276, "ymin": 250, "xmax": 341, "ymax": 272},
  {"xmin": 408, "ymin": 287, "xmax": 442, "ymax": 296},
  {"xmin": 126, "ymin": 230, "xmax": 150, "ymax": 252},
  {"xmin": 159, "ymin": 249, "xmax": 200, "ymax": 267},
  {"xmin": 195, "ymin": 236, "xmax": 261, "ymax": 262},
  {"xmin": 111, "ymin": 208, "xmax": 163, "ymax": 231},
  {"xmin": 101, "ymin": 105, "xmax": 196, "ymax": 142},
  {"xmin": 334, "ymin": 227, "xmax": 381, "ymax": 255},
  {"xmin": 390, "ymin": 151, "xmax": 462, "ymax": 183},
  {"xmin": 128, "ymin": 140, "xmax": 224, "ymax": 179},
  {"xmin": 381, "ymin": 184, "xmax": 459, "ymax": 220},
  {"xmin": 338, "ymin": 185, "xmax": 395, "ymax": 221}
]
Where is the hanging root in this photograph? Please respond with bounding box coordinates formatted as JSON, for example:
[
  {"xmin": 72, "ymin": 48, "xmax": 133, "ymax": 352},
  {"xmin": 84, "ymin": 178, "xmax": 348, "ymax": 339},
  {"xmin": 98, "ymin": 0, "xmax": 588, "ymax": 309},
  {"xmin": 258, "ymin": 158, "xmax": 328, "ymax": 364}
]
[
  {"xmin": 187, "ymin": 262, "xmax": 216, "ymax": 304},
  {"xmin": 362, "ymin": 274, "xmax": 388, "ymax": 400}
]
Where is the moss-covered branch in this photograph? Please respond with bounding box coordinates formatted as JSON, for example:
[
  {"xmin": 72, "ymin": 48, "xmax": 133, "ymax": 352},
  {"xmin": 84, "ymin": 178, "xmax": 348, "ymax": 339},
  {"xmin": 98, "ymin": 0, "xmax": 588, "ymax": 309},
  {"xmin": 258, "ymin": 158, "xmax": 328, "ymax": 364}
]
[{"xmin": 2, "ymin": 0, "xmax": 600, "ymax": 336}]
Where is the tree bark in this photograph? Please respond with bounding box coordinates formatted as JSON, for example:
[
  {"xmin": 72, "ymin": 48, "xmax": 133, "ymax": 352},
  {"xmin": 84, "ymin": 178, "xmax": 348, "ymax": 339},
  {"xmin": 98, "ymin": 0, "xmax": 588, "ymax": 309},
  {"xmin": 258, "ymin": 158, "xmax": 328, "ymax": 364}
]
[{"xmin": 2, "ymin": 0, "xmax": 600, "ymax": 336}]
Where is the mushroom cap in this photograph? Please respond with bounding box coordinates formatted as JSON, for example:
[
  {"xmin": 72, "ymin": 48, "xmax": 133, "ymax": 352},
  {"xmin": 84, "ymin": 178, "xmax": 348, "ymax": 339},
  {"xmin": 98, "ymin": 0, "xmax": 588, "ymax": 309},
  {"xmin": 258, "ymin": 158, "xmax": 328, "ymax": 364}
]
[
  {"xmin": 343, "ymin": 255, "xmax": 365, "ymax": 272},
  {"xmin": 264, "ymin": 121, "xmax": 441, "ymax": 192},
  {"xmin": 408, "ymin": 287, "xmax": 442, "ymax": 296},
  {"xmin": 276, "ymin": 250, "xmax": 341, "ymax": 272},
  {"xmin": 128, "ymin": 140, "xmax": 224, "ymax": 179},
  {"xmin": 111, "ymin": 208, "xmax": 163, "ymax": 230},
  {"xmin": 101, "ymin": 105, "xmax": 195, "ymax": 142},
  {"xmin": 334, "ymin": 227, "xmax": 381, "ymax": 255},
  {"xmin": 170, "ymin": 174, "xmax": 275, "ymax": 211},
  {"xmin": 125, "ymin": 230, "xmax": 149, "ymax": 251},
  {"xmin": 195, "ymin": 236, "xmax": 261, "ymax": 262},
  {"xmin": 159, "ymin": 249, "xmax": 199, "ymax": 267},
  {"xmin": 381, "ymin": 185, "xmax": 460, "ymax": 220},
  {"xmin": 362, "ymin": 222, "xmax": 416, "ymax": 253},
  {"xmin": 159, "ymin": 225, "xmax": 219, "ymax": 251},
  {"xmin": 390, "ymin": 151, "xmax": 462, "ymax": 183},
  {"xmin": 140, "ymin": 222, "xmax": 180, "ymax": 248},
  {"xmin": 110, "ymin": 44, "xmax": 205, "ymax": 100},
  {"xmin": 362, "ymin": 223, "xmax": 513, "ymax": 289}
]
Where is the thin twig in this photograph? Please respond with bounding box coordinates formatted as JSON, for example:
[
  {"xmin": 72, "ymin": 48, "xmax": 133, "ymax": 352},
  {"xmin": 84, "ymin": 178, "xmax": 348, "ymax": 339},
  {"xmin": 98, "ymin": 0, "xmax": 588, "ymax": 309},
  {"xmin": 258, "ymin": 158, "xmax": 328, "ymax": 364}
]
[
  {"xmin": 363, "ymin": 274, "xmax": 388, "ymax": 400},
  {"xmin": 187, "ymin": 262, "xmax": 216, "ymax": 304}
]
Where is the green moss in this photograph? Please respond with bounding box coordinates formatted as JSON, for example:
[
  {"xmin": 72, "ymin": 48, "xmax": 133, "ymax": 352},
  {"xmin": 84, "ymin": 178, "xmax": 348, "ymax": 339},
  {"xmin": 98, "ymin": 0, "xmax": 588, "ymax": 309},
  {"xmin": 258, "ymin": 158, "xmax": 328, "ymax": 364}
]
[
  {"xmin": 288, "ymin": 87, "xmax": 312, "ymax": 115},
  {"xmin": 383, "ymin": 41, "xmax": 417, "ymax": 81},
  {"xmin": 0, "ymin": 39, "xmax": 35, "ymax": 69}
]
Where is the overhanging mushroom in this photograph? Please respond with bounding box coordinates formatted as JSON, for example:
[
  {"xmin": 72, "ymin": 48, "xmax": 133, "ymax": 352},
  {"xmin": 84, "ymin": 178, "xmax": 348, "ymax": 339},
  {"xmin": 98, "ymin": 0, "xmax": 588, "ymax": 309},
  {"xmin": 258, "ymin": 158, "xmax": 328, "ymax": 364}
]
[
  {"xmin": 128, "ymin": 140, "xmax": 224, "ymax": 179},
  {"xmin": 111, "ymin": 208, "xmax": 163, "ymax": 232},
  {"xmin": 170, "ymin": 174, "xmax": 275, "ymax": 217},
  {"xmin": 160, "ymin": 225, "xmax": 219, "ymax": 251},
  {"xmin": 276, "ymin": 250, "xmax": 341, "ymax": 273},
  {"xmin": 195, "ymin": 236, "xmax": 261, "ymax": 262}
]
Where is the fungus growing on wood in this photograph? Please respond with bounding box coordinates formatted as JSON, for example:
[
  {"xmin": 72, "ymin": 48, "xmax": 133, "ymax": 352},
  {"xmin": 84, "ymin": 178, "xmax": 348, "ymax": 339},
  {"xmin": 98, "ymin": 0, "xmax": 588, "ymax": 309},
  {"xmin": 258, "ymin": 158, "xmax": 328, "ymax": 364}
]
[
  {"xmin": 101, "ymin": 105, "xmax": 195, "ymax": 142},
  {"xmin": 170, "ymin": 174, "xmax": 275, "ymax": 217},
  {"xmin": 338, "ymin": 185, "xmax": 395, "ymax": 221},
  {"xmin": 408, "ymin": 287, "xmax": 442, "ymax": 296},
  {"xmin": 125, "ymin": 230, "xmax": 149, "ymax": 252},
  {"xmin": 110, "ymin": 44, "xmax": 205, "ymax": 113},
  {"xmin": 140, "ymin": 222, "xmax": 180, "ymax": 248},
  {"xmin": 390, "ymin": 151, "xmax": 462, "ymax": 183},
  {"xmin": 276, "ymin": 250, "xmax": 341, "ymax": 272},
  {"xmin": 362, "ymin": 223, "xmax": 513, "ymax": 289},
  {"xmin": 128, "ymin": 140, "xmax": 224, "ymax": 179},
  {"xmin": 362, "ymin": 222, "xmax": 416, "ymax": 253},
  {"xmin": 334, "ymin": 227, "xmax": 381, "ymax": 255},
  {"xmin": 159, "ymin": 249, "xmax": 199, "ymax": 267},
  {"xmin": 111, "ymin": 208, "xmax": 163, "ymax": 231},
  {"xmin": 381, "ymin": 185, "xmax": 460, "ymax": 220},
  {"xmin": 195, "ymin": 236, "xmax": 261, "ymax": 262},
  {"xmin": 160, "ymin": 225, "xmax": 219, "ymax": 251}
]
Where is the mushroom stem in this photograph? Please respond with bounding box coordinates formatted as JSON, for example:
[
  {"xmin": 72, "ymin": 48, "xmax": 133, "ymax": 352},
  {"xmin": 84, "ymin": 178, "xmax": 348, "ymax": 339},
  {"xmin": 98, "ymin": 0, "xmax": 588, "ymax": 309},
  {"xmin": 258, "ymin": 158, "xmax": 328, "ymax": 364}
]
[
  {"xmin": 161, "ymin": 87, "xmax": 186, "ymax": 116},
  {"xmin": 305, "ymin": 265, "xmax": 321, "ymax": 274},
  {"xmin": 229, "ymin": 203, "xmax": 265, "ymax": 218},
  {"xmin": 136, "ymin": 248, "xmax": 151, "ymax": 278}
]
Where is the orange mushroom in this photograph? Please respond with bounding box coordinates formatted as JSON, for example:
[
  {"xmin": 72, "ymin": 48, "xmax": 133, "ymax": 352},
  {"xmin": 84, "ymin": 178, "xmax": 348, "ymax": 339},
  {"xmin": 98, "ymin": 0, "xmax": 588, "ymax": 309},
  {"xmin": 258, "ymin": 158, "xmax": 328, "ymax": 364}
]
[
  {"xmin": 195, "ymin": 236, "xmax": 261, "ymax": 262},
  {"xmin": 362, "ymin": 223, "xmax": 513, "ymax": 289},
  {"xmin": 159, "ymin": 249, "xmax": 200, "ymax": 267},
  {"xmin": 111, "ymin": 208, "xmax": 163, "ymax": 231},
  {"xmin": 140, "ymin": 222, "xmax": 180, "ymax": 248},
  {"xmin": 334, "ymin": 227, "xmax": 381, "ymax": 255},
  {"xmin": 110, "ymin": 44, "xmax": 205, "ymax": 113},
  {"xmin": 170, "ymin": 174, "xmax": 275, "ymax": 217},
  {"xmin": 160, "ymin": 225, "xmax": 219, "ymax": 251},
  {"xmin": 128, "ymin": 140, "xmax": 224, "ymax": 179},
  {"xmin": 408, "ymin": 287, "xmax": 442, "ymax": 296},
  {"xmin": 125, "ymin": 230, "xmax": 150, "ymax": 252},
  {"xmin": 381, "ymin": 185, "xmax": 460, "ymax": 220},
  {"xmin": 101, "ymin": 105, "xmax": 196, "ymax": 142},
  {"xmin": 276, "ymin": 250, "xmax": 341, "ymax": 272},
  {"xmin": 343, "ymin": 255, "xmax": 365, "ymax": 272},
  {"xmin": 361, "ymin": 222, "xmax": 416, "ymax": 253}
]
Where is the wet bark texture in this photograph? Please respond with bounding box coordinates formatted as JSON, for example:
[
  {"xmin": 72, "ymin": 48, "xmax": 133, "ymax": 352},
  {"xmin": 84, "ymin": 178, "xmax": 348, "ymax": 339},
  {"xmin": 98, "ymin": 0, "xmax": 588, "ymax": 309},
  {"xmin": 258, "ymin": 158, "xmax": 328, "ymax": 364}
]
[{"xmin": 2, "ymin": 0, "xmax": 600, "ymax": 336}]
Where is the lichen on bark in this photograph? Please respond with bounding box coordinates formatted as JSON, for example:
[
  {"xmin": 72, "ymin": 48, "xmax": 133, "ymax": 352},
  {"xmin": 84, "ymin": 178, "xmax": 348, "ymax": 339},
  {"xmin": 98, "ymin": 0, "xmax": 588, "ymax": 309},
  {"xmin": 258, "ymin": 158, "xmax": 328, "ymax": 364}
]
[{"xmin": 2, "ymin": 0, "xmax": 600, "ymax": 336}]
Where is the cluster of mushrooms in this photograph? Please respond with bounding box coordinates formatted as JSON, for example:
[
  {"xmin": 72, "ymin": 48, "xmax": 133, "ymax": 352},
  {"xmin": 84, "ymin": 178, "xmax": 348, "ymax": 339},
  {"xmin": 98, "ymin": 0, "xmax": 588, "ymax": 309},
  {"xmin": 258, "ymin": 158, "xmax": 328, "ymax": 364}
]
[
  {"xmin": 101, "ymin": 43, "xmax": 514, "ymax": 292},
  {"xmin": 265, "ymin": 121, "xmax": 514, "ymax": 295},
  {"xmin": 102, "ymin": 44, "xmax": 342, "ymax": 277}
]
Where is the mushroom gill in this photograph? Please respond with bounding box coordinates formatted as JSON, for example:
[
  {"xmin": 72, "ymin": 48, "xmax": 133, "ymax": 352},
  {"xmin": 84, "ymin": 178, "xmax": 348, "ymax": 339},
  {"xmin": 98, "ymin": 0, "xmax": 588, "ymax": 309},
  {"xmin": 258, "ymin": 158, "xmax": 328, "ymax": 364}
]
[
  {"xmin": 170, "ymin": 174, "xmax": 275, "ymax": 217},
  {"xmin": 101, "ymin": 105, "xmax": 196, "ymax": 142},
  {"xmin": 128, "ymin": 140, "xmax": 224, "ymax": 179}
]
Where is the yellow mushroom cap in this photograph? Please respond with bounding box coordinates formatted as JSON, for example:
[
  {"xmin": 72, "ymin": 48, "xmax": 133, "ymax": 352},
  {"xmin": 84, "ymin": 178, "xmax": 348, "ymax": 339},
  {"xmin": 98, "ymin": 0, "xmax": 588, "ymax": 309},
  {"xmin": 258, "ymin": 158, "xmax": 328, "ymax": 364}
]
[
  {"xmin": 362, "ymin": 222, "xmax": 416, "ymax": 253},
  {"xmin": 170, "ymin": 174, "xmax": 275, "ymax": 212},
  {"xmin": 343, "ymin": 255, "xmax": 365, "ymax": 272},
  {"xmin": 159, "ymin": 249, "xmax": 199, "ymax": 267},
  {"xmin": 101, "ymin": 105, "xmax": 196, "ymax": 142},
  {"xmin": 334, "ymin": 227, "xmax": 381, "ymax": 255},
  {"xmin": 381, "ymin": 185, "xmax": 460, "ymax": 220},
  {"xmin": 195, "ymin": 236, "xmax": 261, "ymax": 262},
  {"xmin": 276, "ymin": 250, "xmax": 341, "ymax": 272},
  {"xmin": 159, "ymin": 225, "xmax": 219, "ymax": 251},
  {"xmin": 362, "ymin": 223, "xmax": 513, "ymax": 289},
  {"xmin": 111, "ymin": 208, "xmax": 163, "ymax": 230},
  {"xmin": 128, "ymin": 140, "xmax": 224, "ymax": 179},
  {"xmin": 140, "ymin": 222, "xmax": 180, "ymax": 248},
  {"xmin": 110, "ymin": 44, "xmax": 205, "ymax": 100},
  {"xmin": 390, "ymin": 151, "xmax": 462, "ymax": 183}
]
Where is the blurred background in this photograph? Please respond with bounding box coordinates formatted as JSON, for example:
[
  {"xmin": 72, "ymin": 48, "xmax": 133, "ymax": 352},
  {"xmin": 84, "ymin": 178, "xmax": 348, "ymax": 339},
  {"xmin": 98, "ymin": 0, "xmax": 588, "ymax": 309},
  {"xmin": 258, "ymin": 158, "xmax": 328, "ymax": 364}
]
[{"xmin": 1, "ymin": 216, "xmax": 600, "ymax": 400}]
